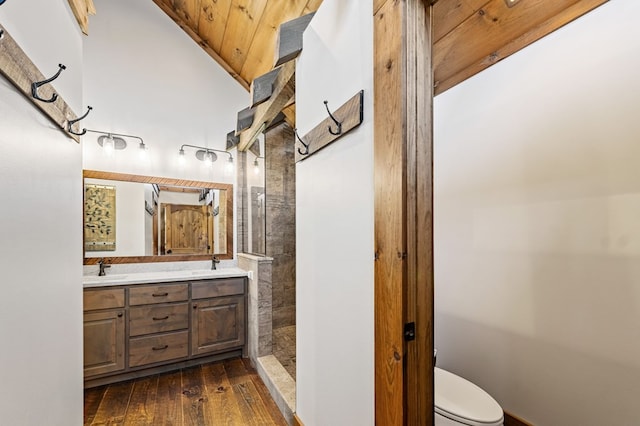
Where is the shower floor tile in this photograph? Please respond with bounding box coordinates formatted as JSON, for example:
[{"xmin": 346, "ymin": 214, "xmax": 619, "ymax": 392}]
[{"xmin": 273, "ymin": 325, "xmax": 296, "ymax": 380}]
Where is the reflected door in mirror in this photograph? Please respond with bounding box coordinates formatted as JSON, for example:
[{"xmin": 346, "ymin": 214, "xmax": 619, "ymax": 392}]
[{"xmin": 161, "ymin": 204, "xmax": 213, "ymax": 255}]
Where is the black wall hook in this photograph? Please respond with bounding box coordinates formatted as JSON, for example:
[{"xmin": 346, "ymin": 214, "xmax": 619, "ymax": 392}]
[
  {"xmin": 31, "ymin": 64, "xmax": 66, "ymax": 103},
  {"xmin": 67, "ymin": 106, "xmax": 92, "ymax": 136},
  {"xmin": 295, "ymin": 128, "xmax": 310, "ymax": 156},
  {"xmin": 324, "ymin": 100, "xmax": 343, "ymax": 135}
]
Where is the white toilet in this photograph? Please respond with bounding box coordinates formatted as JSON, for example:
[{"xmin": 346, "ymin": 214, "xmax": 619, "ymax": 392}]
[{"xmin": 434, "ymin": 367, "xmax": 504, "ymax": 426}]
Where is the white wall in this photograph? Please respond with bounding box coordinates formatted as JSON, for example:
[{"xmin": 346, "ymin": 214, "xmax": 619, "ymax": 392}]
[
  {"xmin": 296, "ymin": 1, "xmax": 374, "ymax": 425},
  {"xmin": 434, "ymin": 2, "xmax": 640, "ymax": 424},
  {"xmin": 0, "ymin": 1, "xmax": 83, "ymax": 425},
  {"xmin": 82, "ymin": 0, "xmax": 247, "ymax": 183}
]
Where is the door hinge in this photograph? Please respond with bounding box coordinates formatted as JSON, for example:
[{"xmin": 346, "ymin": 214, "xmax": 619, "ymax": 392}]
[{"xmin": 404, "ymin": 322, "xmax": 416, "ymax": 341}]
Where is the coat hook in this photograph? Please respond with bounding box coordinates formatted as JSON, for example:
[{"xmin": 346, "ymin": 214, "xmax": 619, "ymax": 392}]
[
  {"xmin": 324, "ymin": 100, "xmax": 342, "ymax": 136},
  {"xmin": 0, "ymin": 29, "xmax": 4, "ymax": 40},
  {"xmin": 31, "ymin": 64, "xmax": 66, "ymax": 103},
  {"xmin": 295, "ymin": 128, "xmax": 310, "ymax": 156},
  {"xmin": 67, "ymin": 106, "xmax": 92, "ymax": 136}
]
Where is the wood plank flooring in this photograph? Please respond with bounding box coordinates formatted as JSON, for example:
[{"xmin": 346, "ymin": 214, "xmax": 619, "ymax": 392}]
[{"xmin": 84, "ymin": 357, "xmax": 287, "ymax": 426}]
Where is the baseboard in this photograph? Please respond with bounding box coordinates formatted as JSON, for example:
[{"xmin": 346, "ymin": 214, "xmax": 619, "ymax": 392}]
[
  {"xmin": 504, "ymin": 410, "xmax": 534, "ymax": 426},
  {"xmin": 292, "ymin": 410, "xmax": 525, "ymax": 426},
  {"xmin": 292, "ymin": 413, "xmax": 304, "ymax": 426}
]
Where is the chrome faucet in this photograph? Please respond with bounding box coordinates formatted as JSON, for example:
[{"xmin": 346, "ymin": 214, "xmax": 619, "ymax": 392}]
[
  {"xmin": 211, "ymin": 255, "xmax": 220, "ymax": 270},
  {"xmin": 98, "ymin": 258, "xmax": 111, "ymax": 276}
]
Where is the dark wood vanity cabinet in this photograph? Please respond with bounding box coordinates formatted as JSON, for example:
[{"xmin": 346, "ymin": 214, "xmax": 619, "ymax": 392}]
[
  {"xmin": 83, "ymin": 289, "xmax": 126, "ymax": 378},
  {"xmin": 83, "ymin": 277, "xmax": 246, "ymax": 387},
  {"xmin": 128, "ymin": 283, "xmax": 190, "ymax": 368},
  {"xmin": 191, "ymin": 278, "xmax": 246, "ymax": 356}
]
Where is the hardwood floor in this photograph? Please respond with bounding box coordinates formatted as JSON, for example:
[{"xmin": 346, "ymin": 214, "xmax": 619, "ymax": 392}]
[{"xmin": 84, "ymin": 357, "xmax": 287, "ymax": 426}]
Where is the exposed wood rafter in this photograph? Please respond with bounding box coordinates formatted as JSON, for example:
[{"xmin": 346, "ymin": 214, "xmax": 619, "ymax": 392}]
[
  {"xmin": 236, "ymin": 60, "xmax": 296, "ymax": 151},
  {"xmin": 67, "ymin": 0, "xmax": 96, "ymax": 35},
  {"xmin": 433, "ymin": 0, "xmax": 609, "ymax": 94}
]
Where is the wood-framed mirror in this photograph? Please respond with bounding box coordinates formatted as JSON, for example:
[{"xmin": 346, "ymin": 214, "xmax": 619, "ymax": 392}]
[{"xmin": 83, "ymin": 170, "xmax": 233, "ymax": 264}]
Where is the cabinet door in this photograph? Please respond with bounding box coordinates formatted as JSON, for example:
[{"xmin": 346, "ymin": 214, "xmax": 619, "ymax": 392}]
[
  {"xmin": 191, "ymin": 295, "xmax": 245, "ymax": 356},
  {"xmin": 83, "ymin": 310, "xmax": 125, "ymax": 378}
]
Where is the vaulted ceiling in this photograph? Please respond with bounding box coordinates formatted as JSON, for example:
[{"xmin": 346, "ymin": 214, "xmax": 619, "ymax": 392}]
[
  {"xmin": 70, "ymin": 1, "xmax": 608, "ymax": 128},
  {"xmin": 153, "ymin": 0, "xmax": 323, "ymax": 91}
]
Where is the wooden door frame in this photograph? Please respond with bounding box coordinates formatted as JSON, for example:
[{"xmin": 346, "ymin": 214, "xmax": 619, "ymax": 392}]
[{"xmin": 374, "ymin": 0, "xmax": 434, "ymax": 424}]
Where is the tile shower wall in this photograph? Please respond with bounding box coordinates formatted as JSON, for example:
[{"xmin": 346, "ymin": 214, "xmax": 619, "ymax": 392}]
[
  {"xmin": 236, "ymin": 150, "xmax": 248, "ymax": 252},
  {"xmin": 265, "ymin": 123, "xmax": 297, "ymax": 329},
  {"xmin": 238, "ymin": 253, "xmax": 273, "ymax": 361}
]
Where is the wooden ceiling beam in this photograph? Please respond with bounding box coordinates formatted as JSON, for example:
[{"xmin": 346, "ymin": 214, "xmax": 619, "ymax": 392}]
[
  {"xmin": 433, "ymin": 0, "xmax": 490, "ymax": 43},
  {"xmin": 250, "ymin": 68, "xmax": 281, "ymax": 107},
  {"xmin": 282, "ymin": 104, "xmax": 296, "ymax": 128},
  {"xmin": 239, "ymin": 0, "xmax": 309, "ymax": 87},
  {"xmin": 303, "ymin": 0, "xmax": 323, "ymax": 15},
  {"xmin": 433, "ymin": 0, "xmax": 609, "ymax": 95},
  {"xmin": 153, "ymin": 0, "xmax": 250, "ymax": 91},
  {"xmin": 237, "ymin": 60, "xmax": 296, "ymax": 151},
  {"xmin": 274, "ymin": 12, "xmax": 315, "ymax": 67},
  {"xmin": 67, "ymin": 0, "xmax": 96, "ymax": 35}
]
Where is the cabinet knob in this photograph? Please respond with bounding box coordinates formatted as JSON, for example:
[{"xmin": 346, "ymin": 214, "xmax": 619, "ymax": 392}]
[
  {"xmin": 117, "ymin": 312, "xmax": 123, "ymax": 318},
  {"xmin": 193, "ymin": 304, "xmax": 198, "ymax": 309}
]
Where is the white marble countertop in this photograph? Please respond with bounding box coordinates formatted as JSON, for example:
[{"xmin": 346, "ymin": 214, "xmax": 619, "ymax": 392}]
[{"xmin": 82, "ymin": 267, "xmax": 248, "ymax": 288}]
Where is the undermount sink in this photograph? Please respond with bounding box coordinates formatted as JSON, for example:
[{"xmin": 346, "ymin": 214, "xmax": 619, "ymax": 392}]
[
  {"xmin": 83, "ymin": 274, "xmax": 129, "ymax": 283},
  {"xmin": 190, "ymin": 270, "xmax": 214, "ymax": 275}
]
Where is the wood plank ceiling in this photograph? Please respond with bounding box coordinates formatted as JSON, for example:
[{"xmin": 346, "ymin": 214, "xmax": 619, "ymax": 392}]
[
  {"xmin": 152, "ymin": 0, "xmax": 323, "ymax": 126},
  {"xmin": 152, "ymin": 0, "xmax": 322, "ymax": 88},
  {"xmin": 146, "ymin": 0, "xmax": 607, "ymax": 125}
]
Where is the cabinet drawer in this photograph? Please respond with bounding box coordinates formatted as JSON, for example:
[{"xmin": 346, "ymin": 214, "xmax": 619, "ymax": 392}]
[
  {"xmin": 129, "ymin": 303, "xmax": 188, "ymax": 337},
  {"xmin": 84, "ymin": 288, "xmax": 125, "ymax": 311},
  {"xmin": 191, "ymin": 278, "xmax": 245, "ymax": 300},
  {"xmin": 129, "ymin": 283, "xmax": 188, "ymax": 305},
  {"xmin": 129, "ymin": 330, "xmax": 188, "ymax": 367}
]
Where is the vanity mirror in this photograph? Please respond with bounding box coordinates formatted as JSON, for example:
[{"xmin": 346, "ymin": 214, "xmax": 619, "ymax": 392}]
[{"xmin": 83, "ymin": 170, "xmax": 233, "ymax": 264}]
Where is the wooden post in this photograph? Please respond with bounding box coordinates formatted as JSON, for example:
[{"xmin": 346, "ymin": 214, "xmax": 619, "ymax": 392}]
[{"xmin": 374, "ymin": 0, "xmax": 434, "ymax": 424}]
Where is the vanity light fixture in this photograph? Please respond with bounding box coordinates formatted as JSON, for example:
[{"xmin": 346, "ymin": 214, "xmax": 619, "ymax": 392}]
[
  {"xmin": 138, "ymin": 140, "xmax": 148, "ymax": 160},
  {"xmin": 179, "ymin": 144, "xmax": 234, "ymax": 171},
  {"xmin": 253, "ymin": 156, "xmax": 264, "ymax": 175},
  {"xmin": 86, "ymin": 129, "xmax": 146, "ymax": 158}
]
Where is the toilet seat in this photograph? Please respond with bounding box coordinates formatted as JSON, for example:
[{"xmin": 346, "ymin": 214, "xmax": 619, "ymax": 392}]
[{"xmin": 434, "ymin": 367, "xmax": 504, "ymax": 426}]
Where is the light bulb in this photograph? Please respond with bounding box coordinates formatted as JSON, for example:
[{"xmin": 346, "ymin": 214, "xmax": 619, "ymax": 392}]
[
  {"xmin": 204, "ymin": 151, "xmax": 213, "ymax": 166},
  {"xmin": 138, "ymin": 141, "xmax": 147, "ymax": 160},
  {"xmin": 226, "ymin": 156, "xmax": 234, "ymax": 173},
  {"xmin": 178, "ymin": 148, "xmax": 186, "ymax": 166},
  {"xmin": 103, "ymin": 135, "xmax": 115, "ymax": 156},
  {"xmin": 253, "ymin": 159, "xmax": 260, "ymax": 175}
]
